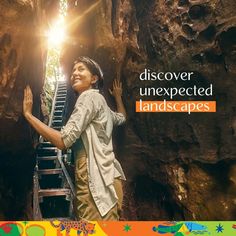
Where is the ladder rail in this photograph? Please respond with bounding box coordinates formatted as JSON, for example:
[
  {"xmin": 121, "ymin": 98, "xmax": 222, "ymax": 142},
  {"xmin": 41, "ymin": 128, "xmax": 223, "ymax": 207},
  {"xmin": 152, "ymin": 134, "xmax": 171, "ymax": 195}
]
[
  {"xmin": 58, "ymin": 150, "xmax": 76, "ymax": 196},
  {"xmin": 48, "ymin": 80, "xmax": 59, "ymax": 128},
  {"xmin": 33, "ymin": 171, "xmax": 43, "ymax": 220},
  {"xmin": 34, "ymin": 81, "xmax": 75, "ymax": 220},
  {"xmin": 39, "ymin": 80, "xmax": 59, "ymax": 143}
]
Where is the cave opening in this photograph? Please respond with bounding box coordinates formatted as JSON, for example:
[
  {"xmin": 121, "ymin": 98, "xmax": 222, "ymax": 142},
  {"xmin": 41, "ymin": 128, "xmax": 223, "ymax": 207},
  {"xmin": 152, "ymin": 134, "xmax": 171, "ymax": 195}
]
[{"xmin": 42, "ymin": 0, "xmax": 67, "ymax": 122}]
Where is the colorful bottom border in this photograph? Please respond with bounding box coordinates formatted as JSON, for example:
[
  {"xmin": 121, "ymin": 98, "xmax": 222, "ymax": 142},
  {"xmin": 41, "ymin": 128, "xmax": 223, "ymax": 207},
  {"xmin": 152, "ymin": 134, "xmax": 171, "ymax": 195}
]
[{"xmin": 0, "ymin": 221, "xmax": 235, "ymax": 236}]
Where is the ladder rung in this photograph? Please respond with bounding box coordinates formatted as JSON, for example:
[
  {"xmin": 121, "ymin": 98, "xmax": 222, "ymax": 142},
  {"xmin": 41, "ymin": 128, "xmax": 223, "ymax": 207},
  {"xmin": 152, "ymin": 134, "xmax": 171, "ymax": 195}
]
[
  {"xmin": 53, "ymin": 115, "xmax": 62, "ymax": 119},
  {"xmin": 58, "ymin": 90, "xmax": 67, "ymax": 93},
  {"xmin": 52, "ymin": 118, "xmax": 62, "ymax": 121},
  {"xmin": 52, "ymin": 118, "xmax": 62, "ymax": 122},
  {"xmin": 38, "ymin": 147, "xmax": 57, "ymax": 151},
  {"xmin": 40, "ymin": 141, "xmax": 52, "ymax": 145},
  {"xmin": 38, "ymin": 188, "xmax": 71, "ymax": 197},
  {"xmin": 55, "ymin": 109, "xmax": 63, "ymax": 112},
  {"xmin": 37, "ymin": 156, "xmax": 58, "ymax": 161},
  {"xmin": 54, "ymin": 112, "xmax": 63, "ymax": 117},
  {"xmin": 55, "ymin": 101, "xmax": 65, "ymax": 106},
  {"xmin": 39, "ymin": 142, "xmax": 54, "ymax": 147},
  {"xmin": 57, "ymin": 92, "xmax": 67, "ymax": 96},
  {"xmin": 37, "ymin": 148, "xmax": 57, "ymax": 157},
  {"xmin": 52, "ymin": 126, "xmax": 61, "ymax": 130},
  {"xmin": 56, "ymin": 98, "xmax": 66, "ymax": 102},
  {"xmin": 52, "ymin": 123, "xmax": 62, "ymax": 127},
  {"xmin": 52, "ymin": 122, "xmax": 62, "ymax": 126},
  {"xmin": 38, "ymin": 169, "xmax": 62, "ymax": 175},
  {"xmin": 54, "ymin": 110, "xmax": 62, "ymax": 114}
]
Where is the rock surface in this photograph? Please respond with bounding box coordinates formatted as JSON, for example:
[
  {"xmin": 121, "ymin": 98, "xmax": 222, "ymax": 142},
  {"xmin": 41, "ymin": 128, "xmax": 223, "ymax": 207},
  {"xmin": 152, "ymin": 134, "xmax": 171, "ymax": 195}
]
[
  {"xmin": 0, "ymin": 0, "xmax": 236, "ymax": 220},
  {"xmin": 62, "ymin": 0, "xmax": 236, "ymax": 220},
  {"xmin": 0, "ymin": 0, "xmax": 58, "ymax": 219}
]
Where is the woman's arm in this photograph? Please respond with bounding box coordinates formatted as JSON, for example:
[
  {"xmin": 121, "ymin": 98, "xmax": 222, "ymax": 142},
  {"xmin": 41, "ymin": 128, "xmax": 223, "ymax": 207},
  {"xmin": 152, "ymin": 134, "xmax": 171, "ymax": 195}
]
[
  {"xmin": 23, "ymin": 86, "xmax": 66, "ymax": 150},
  {"xmin": 109, "ymin": 79, "xmax": 127, "ymax": 119}
]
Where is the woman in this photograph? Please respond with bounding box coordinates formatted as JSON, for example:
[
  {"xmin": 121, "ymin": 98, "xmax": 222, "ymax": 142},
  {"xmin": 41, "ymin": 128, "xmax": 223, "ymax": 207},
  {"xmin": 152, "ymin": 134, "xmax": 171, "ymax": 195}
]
[{"xmin": 23, "ymin": 56, "xmax": 126, "ymax": 220}]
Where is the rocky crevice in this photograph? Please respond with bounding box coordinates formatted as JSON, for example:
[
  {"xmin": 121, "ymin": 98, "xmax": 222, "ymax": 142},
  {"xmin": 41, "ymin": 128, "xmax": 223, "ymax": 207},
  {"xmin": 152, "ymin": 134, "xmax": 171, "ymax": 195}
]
[
  {"xmin": 0, "ymin": 0, "xmax": 59, "ymax": 219},
  {"xmin": 62, "ymin": 0, "xmax": 236, "ymax": 220},
  {"xmin": 0, "ymin": 0, "xmax": 236, "ymax": 220}
]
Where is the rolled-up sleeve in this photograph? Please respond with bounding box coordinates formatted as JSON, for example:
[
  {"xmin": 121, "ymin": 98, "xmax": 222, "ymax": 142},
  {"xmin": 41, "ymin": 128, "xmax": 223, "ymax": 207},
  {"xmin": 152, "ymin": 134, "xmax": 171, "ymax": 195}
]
[
  {"xmin": 61, "ymin": 94, "xmax": 96, "ymax": 148},
  {"xmin": 110, "ymin": 109, "xmax": 126, "ymax": 126}
]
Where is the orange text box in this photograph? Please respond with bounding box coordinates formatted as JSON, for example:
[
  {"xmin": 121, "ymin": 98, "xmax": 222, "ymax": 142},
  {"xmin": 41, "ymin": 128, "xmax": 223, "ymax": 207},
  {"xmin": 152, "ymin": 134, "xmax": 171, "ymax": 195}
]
[{"xmin": 136, "ymin": 100, "xmax": 216, "ymax": 113}]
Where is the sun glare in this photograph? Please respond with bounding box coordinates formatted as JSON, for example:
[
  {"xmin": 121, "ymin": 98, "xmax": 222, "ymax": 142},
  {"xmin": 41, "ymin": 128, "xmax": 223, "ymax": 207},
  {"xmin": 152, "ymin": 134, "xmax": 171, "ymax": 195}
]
[{"xmin": 47, "ymin": 17, "xmax": 65, "ymax": 48}]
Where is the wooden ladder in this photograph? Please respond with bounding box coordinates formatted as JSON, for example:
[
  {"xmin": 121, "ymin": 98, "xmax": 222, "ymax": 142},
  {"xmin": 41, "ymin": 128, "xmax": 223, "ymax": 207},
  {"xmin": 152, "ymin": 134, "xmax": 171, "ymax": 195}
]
[{"xmin": 33, "ymin": 81, "xmax": 75, "ymax": 220}]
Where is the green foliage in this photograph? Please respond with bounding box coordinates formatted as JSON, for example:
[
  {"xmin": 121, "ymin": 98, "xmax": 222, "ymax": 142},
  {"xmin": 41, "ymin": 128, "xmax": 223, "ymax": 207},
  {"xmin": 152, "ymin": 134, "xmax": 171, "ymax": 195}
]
[
  {"xmin": 46, "ymin": 48, "xmax": 60, "ymax": 83},
  {"xmin": 43, "ymin": 48, "xmax": 59, "ymax": 115},
  {"xmin": 60, "ymin": 0, "xmax": 67, "ymax": 16}
]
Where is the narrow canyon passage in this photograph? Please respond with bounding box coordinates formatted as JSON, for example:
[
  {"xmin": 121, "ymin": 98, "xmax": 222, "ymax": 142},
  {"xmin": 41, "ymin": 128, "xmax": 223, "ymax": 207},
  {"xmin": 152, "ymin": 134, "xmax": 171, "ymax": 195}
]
[{"xmin": 0, "ymin": 0, "xmax": 236, "ymax": 220}]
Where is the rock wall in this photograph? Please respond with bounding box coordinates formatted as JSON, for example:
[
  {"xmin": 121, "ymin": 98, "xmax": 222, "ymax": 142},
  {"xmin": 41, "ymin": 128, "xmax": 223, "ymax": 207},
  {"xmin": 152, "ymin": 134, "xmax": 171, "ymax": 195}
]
[
  {"xmin": 0, "ymin": 0, "xmax": 58, "ymax": 219},
  {"xmin": 62, "ymin": 0, "xmax": 236, "ymax": 220},
  {"xmin": 0, "ymin": 0, "xmax": 235, "ymax": 220}
]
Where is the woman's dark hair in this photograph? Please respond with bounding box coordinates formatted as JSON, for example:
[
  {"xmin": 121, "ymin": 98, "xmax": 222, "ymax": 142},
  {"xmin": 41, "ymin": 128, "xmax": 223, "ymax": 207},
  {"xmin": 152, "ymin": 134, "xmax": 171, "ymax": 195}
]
[{"xmin": 73, "ymin": 56, "xmax": 104, "ymax": 92}]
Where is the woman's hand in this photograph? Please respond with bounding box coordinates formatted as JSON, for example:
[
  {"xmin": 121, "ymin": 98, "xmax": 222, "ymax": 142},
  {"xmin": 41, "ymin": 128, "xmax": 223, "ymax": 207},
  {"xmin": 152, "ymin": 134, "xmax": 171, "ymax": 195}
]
[
  {"xmin": 109, "ymin": 79, "xmax": 127, "ymax": 119},
  {"xmin": 23, "ymin": 85, "xmax": 33, "ymax": 119},
  {"xmin": 109, "ymin": 79, "xmax": 123, "ymax": 100}
]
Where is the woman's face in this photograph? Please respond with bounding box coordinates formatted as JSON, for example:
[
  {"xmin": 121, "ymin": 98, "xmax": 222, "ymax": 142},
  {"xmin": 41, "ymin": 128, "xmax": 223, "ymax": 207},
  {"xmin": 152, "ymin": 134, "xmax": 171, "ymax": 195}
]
[{"xmin": 70, "ymin": 62, "xmax": 98, "ymax": 93}]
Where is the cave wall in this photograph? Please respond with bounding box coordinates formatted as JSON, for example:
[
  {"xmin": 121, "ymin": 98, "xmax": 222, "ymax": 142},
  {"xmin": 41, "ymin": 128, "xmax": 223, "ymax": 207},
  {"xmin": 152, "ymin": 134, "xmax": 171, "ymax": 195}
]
[
  {"xmin": 62, "ymin": 0, "xmax": 236, "ymax": 220},
  {"xmin": 1, "ymin": 0, "xmax": 235, "ymax": 220},
  {"xmin": 0, "ymin": 0, "xmax": 58, "ymax": 219}
]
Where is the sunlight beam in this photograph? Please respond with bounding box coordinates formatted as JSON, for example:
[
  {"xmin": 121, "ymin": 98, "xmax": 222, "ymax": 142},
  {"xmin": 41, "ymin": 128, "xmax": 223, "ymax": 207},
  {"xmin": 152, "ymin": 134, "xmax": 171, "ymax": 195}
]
[{"xmin": 47, "ymin": 17, "xmax": 66, "ymax": 48}]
